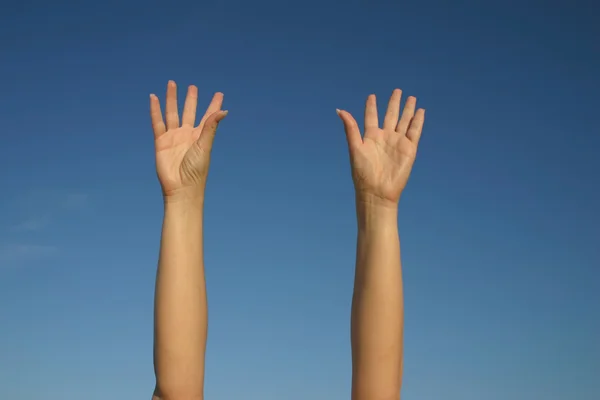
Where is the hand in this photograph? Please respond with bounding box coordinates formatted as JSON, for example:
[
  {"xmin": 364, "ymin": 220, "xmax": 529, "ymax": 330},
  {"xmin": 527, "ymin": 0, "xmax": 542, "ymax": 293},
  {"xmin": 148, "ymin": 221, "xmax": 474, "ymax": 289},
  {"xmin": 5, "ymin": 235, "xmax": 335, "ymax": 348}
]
[
  {"xmin": 337, "ymin": 89, "xmax": 425, "ymax": 208},
  {"xmin": 150, "ymin": 80, "xmax": 228, "ymax": 201}
]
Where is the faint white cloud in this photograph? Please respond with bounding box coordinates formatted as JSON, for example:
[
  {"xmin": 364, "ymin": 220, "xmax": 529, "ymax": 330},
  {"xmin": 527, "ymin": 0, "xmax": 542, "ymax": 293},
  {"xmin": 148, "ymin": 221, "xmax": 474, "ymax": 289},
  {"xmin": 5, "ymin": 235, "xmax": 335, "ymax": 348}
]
[
  {"xmin": 12, "ymin": 216, "xmax": 51, "ymax": 232},
  {"xmin": 12, "ymin": 189, "xmax": 90, "ymax": 211},
  {"xmin": 9, "ymin": 190, "xmax": 90, "ymax": 232},
  {"xmin": 0, "ymin": 189, "xmax": 83, "ymax": 267},
  {"xmin": 0, "ymin": 244, "xmax": 58, "ymax": 266}
]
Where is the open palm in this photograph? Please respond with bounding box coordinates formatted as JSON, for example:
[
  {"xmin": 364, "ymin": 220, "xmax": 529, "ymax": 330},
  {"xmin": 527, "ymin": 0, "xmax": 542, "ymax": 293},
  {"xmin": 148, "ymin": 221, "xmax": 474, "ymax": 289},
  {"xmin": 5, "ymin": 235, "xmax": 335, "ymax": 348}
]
[
  {"xmin": 150, "ymin": 81, "xmax": 228, "ymax": 198},
  {"xmin": 338, "ymin": 89, "xmax": 425, "ymax": 207}
]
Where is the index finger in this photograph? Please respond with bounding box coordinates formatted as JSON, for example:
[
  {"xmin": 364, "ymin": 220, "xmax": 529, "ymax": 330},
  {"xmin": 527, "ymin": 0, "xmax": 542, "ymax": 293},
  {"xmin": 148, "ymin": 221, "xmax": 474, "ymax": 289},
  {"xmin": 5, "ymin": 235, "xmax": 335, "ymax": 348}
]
[
  {"xmin": 406, "ymin": 108, "xmax": 426, "ymax": 145},
  {"xmin": 196, "ymin": 92, "xmax": 224, "ymax": 130}
]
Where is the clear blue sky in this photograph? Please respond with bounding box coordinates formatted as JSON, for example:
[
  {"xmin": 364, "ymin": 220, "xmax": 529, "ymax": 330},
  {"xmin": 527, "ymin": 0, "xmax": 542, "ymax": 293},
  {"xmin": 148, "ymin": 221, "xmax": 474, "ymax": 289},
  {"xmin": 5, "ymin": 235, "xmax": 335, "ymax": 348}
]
[{"xmin": 0, "ymin": 0, "xmax": 598, "ymax": 399}]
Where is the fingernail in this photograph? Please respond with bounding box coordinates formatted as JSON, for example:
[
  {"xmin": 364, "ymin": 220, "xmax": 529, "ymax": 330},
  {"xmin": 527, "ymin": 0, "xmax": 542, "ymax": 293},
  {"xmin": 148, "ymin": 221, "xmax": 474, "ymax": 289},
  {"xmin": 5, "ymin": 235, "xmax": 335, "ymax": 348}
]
[
  {"xmin": 336, "ymin": 108, "xmax": 342, "ymax": 115},
  {"xmin": 222, "ymin": 110, "xmax": 229, "ymax": 115}
]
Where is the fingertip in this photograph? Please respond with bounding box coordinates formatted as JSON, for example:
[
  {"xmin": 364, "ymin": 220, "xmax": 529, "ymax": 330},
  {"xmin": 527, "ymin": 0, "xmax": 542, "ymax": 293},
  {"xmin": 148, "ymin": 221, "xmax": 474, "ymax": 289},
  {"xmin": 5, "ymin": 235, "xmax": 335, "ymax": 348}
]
[
  {"xmin": 337, "ymin": 109, "xmax": 350, "ymax": 123},
  {"xmin": 366, "ymin": 94, "xmax": 378, "ymax": 110},
  {"xmin": 168, "ymin": 80, "xmax": 176, "ymax": 87}
]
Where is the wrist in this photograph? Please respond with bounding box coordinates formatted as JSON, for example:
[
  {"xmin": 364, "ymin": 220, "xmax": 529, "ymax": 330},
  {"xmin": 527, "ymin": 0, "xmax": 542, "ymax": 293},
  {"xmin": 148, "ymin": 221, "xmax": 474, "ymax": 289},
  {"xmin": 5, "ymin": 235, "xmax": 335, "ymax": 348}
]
[
  {"xmin": 163, "ymin": 197, "xmax": 204, "ymax": 220},
  {"xmin": 355, "ymin": 191, "xmax": 399, "ymax": 211},
  {"xmin": 163, "ymin": 199, "xmax": 204, "ymax": 234},
  {"xmin": 163, "ymin": 187, "xmax": 205, "ymax": 209},
  {"xmin": 355, "ymin": 195, "xmax": 398, "ymax": 231}
]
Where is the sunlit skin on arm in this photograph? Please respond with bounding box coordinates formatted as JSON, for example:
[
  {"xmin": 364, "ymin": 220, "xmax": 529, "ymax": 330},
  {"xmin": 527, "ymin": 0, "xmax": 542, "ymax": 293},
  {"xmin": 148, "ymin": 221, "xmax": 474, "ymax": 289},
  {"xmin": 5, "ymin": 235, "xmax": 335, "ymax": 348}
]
[
  {"xmin": 150, "ymin": 81, "xmax": 228, "ymax": 400},
  {"xmin": 338, "ymin": 89, "xmax": 425, "ymax": 400}
]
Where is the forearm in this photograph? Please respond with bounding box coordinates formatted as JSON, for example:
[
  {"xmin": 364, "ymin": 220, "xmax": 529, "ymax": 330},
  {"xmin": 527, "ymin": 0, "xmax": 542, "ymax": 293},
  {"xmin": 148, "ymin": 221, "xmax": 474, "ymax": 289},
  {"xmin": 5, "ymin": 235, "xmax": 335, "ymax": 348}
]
[
  {"xmin": 154, "ymin": 199, "xmax": 207, "ymax": 400},
  {"xmin": 351, "ymin": 199, "xmax": 404, "ymax": 400}
]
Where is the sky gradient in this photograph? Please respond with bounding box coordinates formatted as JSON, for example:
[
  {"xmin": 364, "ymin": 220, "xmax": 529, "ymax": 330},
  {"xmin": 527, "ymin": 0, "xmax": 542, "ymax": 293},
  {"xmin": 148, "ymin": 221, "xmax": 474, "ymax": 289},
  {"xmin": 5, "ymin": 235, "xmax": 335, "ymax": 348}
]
[{"xmin": 0, "ymin": 0, "xmax": 598, "ymax": 399}]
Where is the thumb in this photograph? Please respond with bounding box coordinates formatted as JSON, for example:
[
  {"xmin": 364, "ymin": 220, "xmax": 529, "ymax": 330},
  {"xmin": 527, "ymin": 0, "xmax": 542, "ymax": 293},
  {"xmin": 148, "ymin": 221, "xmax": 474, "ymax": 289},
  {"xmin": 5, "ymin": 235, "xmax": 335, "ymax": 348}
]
[
  {"xmin": 336, "ymin": 109, "xmax": 362, "ymax": 150},
  {"xmin": 197, "ymin": 110, "xmax": 228, "ymax": 150}
]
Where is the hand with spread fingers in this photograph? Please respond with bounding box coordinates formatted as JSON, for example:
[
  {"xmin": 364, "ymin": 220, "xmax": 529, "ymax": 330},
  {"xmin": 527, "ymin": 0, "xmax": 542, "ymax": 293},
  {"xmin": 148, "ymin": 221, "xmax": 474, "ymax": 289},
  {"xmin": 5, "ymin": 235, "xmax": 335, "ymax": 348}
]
[
  {"xmin": 337, "ymin": 89, "xmax": 425, "ymax": 208},
  {"xmin": 150, "ymin": 80, "xmax": 228, "ymax": 200},
  {"xmin": 339, "ymin": 89, "xmax": 426, "ymax": 400},
  {"xmin": 151, "ymin": 81, "xmax": 229, "ymax": 400}
]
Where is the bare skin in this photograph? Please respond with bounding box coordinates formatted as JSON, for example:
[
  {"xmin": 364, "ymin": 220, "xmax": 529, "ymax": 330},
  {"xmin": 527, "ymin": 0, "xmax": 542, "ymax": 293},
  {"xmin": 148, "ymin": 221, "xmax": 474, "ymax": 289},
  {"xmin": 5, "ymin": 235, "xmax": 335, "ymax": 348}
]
[
  {"xmin": 150, "ymin": 81, "xmax": 227, "ymax": 400},
  {"xmin": 148, "ymin": 82, "xmax": 423, "ymax": 399},
  {"xmin": 338, "ymin": 89, "xmax": 425, "ymax": 400}
]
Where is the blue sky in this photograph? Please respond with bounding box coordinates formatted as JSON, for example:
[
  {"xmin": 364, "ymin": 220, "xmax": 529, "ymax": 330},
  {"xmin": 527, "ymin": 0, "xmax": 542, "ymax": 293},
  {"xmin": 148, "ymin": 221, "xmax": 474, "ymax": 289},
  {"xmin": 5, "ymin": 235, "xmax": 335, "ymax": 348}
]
[{"xmin": 0, "ymin": 0, "xmax": 598, "ymax": 399}]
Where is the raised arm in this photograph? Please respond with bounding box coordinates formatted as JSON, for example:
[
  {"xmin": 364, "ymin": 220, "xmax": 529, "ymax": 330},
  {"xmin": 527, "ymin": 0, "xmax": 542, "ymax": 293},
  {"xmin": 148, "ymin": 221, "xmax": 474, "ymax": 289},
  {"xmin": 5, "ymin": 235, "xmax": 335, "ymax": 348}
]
[
  {"xmin": 150, "ymin": 81, "xmax": 228, "ymax": 400},
  {"xmin": 337, "ymin": 89, "xmax": 425, "ymax": 400}
]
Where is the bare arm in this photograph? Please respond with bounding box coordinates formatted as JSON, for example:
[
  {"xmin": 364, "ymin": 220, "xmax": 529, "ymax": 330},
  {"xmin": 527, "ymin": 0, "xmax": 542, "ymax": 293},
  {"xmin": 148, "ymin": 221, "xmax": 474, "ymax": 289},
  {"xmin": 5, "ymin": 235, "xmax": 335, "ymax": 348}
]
[
  {"xmin": 153, "ymin": 200, "xmax": 206, "ymax": 399},
  {"xmin": 149, "ymin": 81, "xmax": 227, "ymax": 400},
  {"xmin": 351, "ymin": 200, "xmax": 403, "ymax": 399},
  {"xmin": 338, "ymin": 89, "xmax": 425, "ymax": 400}
]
